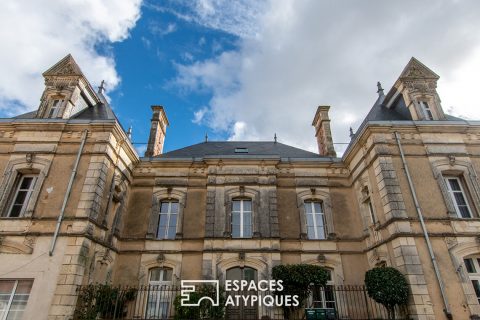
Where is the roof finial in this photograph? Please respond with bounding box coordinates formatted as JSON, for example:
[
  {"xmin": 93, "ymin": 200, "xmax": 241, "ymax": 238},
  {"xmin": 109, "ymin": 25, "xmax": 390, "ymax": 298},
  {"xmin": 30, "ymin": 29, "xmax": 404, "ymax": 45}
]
[
  {"xmin": 377, "ymin": 81, "xmax": 384, "ymax": 97},
  {"xmin": 274, "ymin": 133, "xmax": 277, "ymax": 143},
  {"xmin": 98, "ymin": 80, "xmax": 106, "ymax": 94},
  {"xmin": 349, "ymin": 127, "xmax": 355, "ymax": 139},
  {"xmin": 127, "ymin": 125, "xmax": 132, "ymax": 141},
  {"xmin": 205, "ymin": 132, "xmax": 208, "ymax": 143}
]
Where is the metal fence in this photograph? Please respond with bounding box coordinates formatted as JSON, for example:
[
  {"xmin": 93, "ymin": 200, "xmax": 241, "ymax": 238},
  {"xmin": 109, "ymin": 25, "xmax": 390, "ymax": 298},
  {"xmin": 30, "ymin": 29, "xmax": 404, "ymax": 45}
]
[{"xmin": 73, "ymin": 284, "xmax": 395, "ymax": 320}]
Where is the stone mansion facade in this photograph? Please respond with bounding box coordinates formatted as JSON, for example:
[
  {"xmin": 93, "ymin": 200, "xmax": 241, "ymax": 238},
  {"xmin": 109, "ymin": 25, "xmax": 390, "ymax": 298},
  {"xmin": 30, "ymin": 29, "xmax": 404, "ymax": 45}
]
[{"xmin": 1, "ymin": 55, "xmax": 480, "ymax": 319}]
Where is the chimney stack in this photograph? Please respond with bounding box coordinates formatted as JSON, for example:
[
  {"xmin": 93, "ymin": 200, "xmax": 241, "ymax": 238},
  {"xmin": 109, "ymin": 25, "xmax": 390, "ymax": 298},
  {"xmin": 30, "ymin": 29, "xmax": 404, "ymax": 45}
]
[
  {"xmin": 145, "ymin": 105, "xmax": 169, "ymax": 157},
  {"xmin": 312, "ymin": 106, "xmax": 336, "ymax": 157}
]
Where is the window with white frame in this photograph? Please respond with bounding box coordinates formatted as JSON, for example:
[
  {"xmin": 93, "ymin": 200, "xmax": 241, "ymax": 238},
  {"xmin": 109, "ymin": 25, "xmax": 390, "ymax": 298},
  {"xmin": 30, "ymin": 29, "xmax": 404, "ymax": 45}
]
[
  {"xmin": 305, "ymin": 201, "xmax": 326, "ymax": 240},
  {"xmin": 311, "ymin": 270, "xmax": 335, "ymax": 309},
  {"xmin": 146, "ymin": 268, "xmax": 173, "ymax": 318},
  {"xmin": 47, "ymin": 99, "xmax": 65, "ymax": 118},
  {"xmin": 156, "ymin": 201, "xmax": 178, "ymax": 239},
  {"xmin": 4, "ymin": 174, "xmax": 38, "ymax": 218},
  {"xmin": 231, "ymin": 199, "xmax": 252, "ymax": 238},
  {"xmin": 444, "ymin": 176, "xmax": 474, "ymax": 218},
  {"xmin": 419, "ymin": 101, "xmax": 433, "ymax": 120},
  {"xmin": 0, "ymin": 279, "xmax": 33, "ymax": 320},
  {"xmin": 464, "ymin": 257, "xmax": 480, "ymax": 303}
]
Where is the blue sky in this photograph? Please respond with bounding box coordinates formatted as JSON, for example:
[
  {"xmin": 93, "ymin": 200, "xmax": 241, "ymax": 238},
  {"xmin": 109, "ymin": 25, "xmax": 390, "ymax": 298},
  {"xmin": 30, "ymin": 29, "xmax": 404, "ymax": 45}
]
[
  {"xmin": 1, "ymin": 0, "xmax": 480, "ymax": 156},
  {"xmin": 109, "ymin": 3, "xmax": 239, "ymax": 154}
]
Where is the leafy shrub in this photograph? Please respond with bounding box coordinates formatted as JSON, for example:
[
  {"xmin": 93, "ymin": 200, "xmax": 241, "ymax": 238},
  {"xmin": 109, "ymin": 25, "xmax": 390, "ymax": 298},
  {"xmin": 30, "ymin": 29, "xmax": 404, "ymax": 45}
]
[
  {"xmin": 365, "ymin": 267, "xmax": 409, "ymax": 319},
  {"xmin": 272, "ymin": 264, "xmax": 328, "ymax": 319},
  {"xmin": 73, "ymin": 284, "xmax": 137, "ymax": 320}
]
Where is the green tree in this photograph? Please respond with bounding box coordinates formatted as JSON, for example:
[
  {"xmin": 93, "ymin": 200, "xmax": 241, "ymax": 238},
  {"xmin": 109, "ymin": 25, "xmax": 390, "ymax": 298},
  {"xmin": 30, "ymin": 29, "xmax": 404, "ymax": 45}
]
[
  {"xmin": 365, "ymin": 267, "xmax": 409, "ymax": 319},
  {"xmin": 272, "ymin": 264, "xmax": 328, "ymax": 319}
]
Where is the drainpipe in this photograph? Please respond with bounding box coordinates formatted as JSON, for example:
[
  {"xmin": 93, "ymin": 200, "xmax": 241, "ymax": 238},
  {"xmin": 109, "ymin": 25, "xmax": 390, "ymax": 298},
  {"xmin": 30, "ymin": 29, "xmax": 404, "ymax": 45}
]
[
  {"xmin": 394, "ymin": 132, "xmax": 451, "ymax": 318},
  {"xmin": 49, "ymin": 129, "xmax": 88, "ymax": 256}
]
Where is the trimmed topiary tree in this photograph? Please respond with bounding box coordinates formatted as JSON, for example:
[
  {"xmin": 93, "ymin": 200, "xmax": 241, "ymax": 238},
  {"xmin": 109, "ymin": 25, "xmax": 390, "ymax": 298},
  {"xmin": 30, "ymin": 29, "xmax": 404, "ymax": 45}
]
[
  {"xmin": 272, "ymin": 264, "xmax": 328, "ymax": 320},
  {"xmin": 365, "ymin": 267, "xmax": 409, "ymax": 320}
]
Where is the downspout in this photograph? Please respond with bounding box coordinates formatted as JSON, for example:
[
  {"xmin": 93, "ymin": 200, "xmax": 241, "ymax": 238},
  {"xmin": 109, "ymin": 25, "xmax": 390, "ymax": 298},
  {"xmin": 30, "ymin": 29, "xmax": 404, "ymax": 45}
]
[
  {"xmin": 49, "ymin": 129, "xmax": 88, "ymax": 256},
  {"xmin": 394, "ymin": 132, "xmax": 451, "ymax": 318}
]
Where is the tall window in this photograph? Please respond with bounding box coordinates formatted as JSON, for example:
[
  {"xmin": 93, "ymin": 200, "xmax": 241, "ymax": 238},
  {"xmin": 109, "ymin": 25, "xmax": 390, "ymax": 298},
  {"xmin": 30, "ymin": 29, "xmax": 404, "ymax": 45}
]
[
  {"xmin": 305, "ymin": 201, "xmax": 326, "ymax": 240},
  {"xmin": 362, "ymin": 187, "xmax": 376, "ymax": 225},
  {"xmin": 146, "ymin": 268, "xmax": 173, "ymax": 318},
  {"xmin": 48, "ymin": 99, "xmax": 64, "ymax": 118},
  {"xmin": 0, "ymin": 279, "xmax": 33, "ymax": 320},
  {"xmin": 232, "ymin": 199, "xmax": 252, "ymax": 238},
  {"xmin": 5, "ymin": 174, "xmax": 38, "ymax": 218},
  {"xmin": 464, "ymin": 257, "xmax": 480, "ymax": 303},
  {"xmin": 419, "ymin": 101, "xmax": 433, "ymax": 120},
  {"xmin": 444, "ymin": 176, "xmax": 474, "ymax": 218},
  {"xmin": 157, "ymin": 201, "xmax": 178, "ymax": 239},
  {"xmin": 311, "ymin": 270, "xmax": 335, "ymax": 309}
]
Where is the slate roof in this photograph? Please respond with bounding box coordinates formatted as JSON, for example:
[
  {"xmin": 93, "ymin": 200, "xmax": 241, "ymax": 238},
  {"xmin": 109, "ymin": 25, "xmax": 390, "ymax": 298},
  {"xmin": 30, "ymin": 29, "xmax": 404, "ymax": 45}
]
[
  {"xmin": 158, "ymin": 141, "xmax": 323, "ymax": 159},
  {"xmin": 13, "ymin": 111, "xmax": 37, "ymax": 119}
]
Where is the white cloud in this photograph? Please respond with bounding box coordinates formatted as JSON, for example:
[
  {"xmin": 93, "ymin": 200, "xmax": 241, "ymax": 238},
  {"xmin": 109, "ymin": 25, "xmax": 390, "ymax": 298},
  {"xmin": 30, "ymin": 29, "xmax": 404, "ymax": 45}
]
[
  {"xmin": 192, "ymin": 106, "xmax": 208, "ymax": 124},
  {"xmin": 0, "ymin": 0, "xmax": 142, "ymax": 116},
  {"xmin": 150, "ymin": 22, "xmax": 177, "ymax": 37},
  {"xmin": 175, "ymin": 0, "xmax": 480, "ymax": 154},
  {"xmin": 150, "ymin": 0, "xmax": 268, "ymax": 38}
]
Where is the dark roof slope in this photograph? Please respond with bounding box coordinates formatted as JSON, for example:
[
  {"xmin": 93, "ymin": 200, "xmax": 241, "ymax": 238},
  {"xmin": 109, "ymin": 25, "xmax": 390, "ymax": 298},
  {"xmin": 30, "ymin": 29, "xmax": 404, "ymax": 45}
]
[
  {"xmin": 14, "ymin": 111, "xmax": 37, "ymax": 119},
  {"xmin": 71, "ymin": 90, "xmax": 116, "ymax": 121},
  {"xmin": 158, "ymin": 141, "xmax": 322, "ymax": 158},
  {"xmin": 71, "ymin": 102, "xmax": 116, "ymax": 120}
]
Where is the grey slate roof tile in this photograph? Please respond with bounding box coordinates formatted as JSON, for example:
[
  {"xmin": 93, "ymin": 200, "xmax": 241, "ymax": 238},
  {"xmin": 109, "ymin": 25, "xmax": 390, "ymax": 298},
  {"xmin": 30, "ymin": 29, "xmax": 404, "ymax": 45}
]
[{"xmin": 158, "ymin": 141, "xmax": 322, "ymax": 158}]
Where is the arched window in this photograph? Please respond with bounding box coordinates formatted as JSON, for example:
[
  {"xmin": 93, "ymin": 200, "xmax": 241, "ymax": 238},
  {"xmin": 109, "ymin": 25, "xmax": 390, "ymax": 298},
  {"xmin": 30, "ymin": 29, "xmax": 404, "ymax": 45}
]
[
  {"xmin": 304, "ymin": 201, "xmax": 326, "ymax": 240},
  {"xmin": 157, "ymin": 201, "xmax": 178, "ymax": 239},
  {"xmin": 231, "ymin": 199, "xmax": 252, "ymax": 238},
  {"xmin": 463, "ymin": 256, "xmax": 480, "ymax": 303},
  {"xmin": 146, "ymin": 267, "xmax": 173, "ymax": 318}
]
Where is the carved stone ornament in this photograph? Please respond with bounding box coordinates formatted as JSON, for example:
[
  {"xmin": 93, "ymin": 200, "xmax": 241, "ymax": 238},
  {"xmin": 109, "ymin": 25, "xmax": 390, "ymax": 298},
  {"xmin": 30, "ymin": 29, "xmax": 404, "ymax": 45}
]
[
  {"xmin": 317, "ymin": 254, "xmax": 326, "ymax": 264},
  {"xmin": 449, "ymin": 154, "xmax": 456, "ymax": 166},
  {"xmin": 57, "ymin": 62, "xmax": 76, "ymax": 75},
  {"xmin": 239, "ymin": 252, "xmax": 245, "ymax": 261},
  {"xmin": 157, "ymin": 253, "xmax": 166, "ymax": 263},
  {"xmin": 26, "ymin": 153, "xmax": 34, "ymax": 167},
  {"xmin": 23, "ymin": 236, "xmax": 36, "ymax": 248}
]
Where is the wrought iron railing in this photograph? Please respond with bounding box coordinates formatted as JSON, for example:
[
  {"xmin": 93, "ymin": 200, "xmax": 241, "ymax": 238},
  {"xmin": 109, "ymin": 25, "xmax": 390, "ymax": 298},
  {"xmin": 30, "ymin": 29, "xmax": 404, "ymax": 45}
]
[{"xmin": 73, "ymin": 284, "xmax": 395, "ymax": 319}]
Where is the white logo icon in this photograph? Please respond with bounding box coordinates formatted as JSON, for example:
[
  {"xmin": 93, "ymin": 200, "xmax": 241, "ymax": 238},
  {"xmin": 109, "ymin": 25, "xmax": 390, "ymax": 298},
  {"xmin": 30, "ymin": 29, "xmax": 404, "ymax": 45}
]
[{"xmin": 181, "ymin": 280, "xmax": 220, "ymax": 307}]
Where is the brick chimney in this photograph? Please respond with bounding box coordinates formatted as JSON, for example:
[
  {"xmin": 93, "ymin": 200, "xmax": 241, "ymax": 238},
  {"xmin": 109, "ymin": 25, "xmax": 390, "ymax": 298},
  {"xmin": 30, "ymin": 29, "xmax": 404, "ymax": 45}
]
[
  {"xmin": 312, "ymin": 106, "xmax": 336, "ymax": 157},
  {"xmin": 145, "ymin": 106, "xmax": 169, "ymax": 157}
]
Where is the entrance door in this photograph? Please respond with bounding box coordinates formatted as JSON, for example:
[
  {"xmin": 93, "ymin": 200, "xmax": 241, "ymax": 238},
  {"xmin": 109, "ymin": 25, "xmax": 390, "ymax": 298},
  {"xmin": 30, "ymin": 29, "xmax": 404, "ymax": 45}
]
[{"xmin": 226, "ymin": 267, "xmax": 258, "ymax": 320}]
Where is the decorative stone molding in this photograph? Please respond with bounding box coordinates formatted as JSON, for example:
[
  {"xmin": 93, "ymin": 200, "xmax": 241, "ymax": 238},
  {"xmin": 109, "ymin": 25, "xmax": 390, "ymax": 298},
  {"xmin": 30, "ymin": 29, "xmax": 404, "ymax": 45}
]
[
  {"xmin": 216, "ymin": 256, "xmax": 269, "ymax": 282},
  {"xmin": 0, "ymin": 156, "xmax": 52, "ymax": 217},
  {"xmin": 140, "ymin": 255, "xmax": 180, "ymax": 284},
  {"xmin": 0, "ymin": 237, "xmax": 34, "ymax": 254},
  {"xmin": 146, "ymin": 187, "xmax": 187, "ymax": 239},
  {"xmin": 296, "ymin": 188, "xmax": 335, "ymax": 239}
]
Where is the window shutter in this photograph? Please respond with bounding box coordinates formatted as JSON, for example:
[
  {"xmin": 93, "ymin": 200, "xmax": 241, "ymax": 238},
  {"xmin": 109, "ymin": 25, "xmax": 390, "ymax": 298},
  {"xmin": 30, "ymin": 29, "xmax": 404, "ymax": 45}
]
[{"xmin": 147, "ymin": 200, "xmax": 160, "ymax": 238}]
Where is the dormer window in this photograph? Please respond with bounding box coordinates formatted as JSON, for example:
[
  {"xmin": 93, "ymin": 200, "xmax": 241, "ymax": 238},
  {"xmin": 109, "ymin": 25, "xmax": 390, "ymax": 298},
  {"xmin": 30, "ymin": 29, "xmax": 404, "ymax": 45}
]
[
  {"xmin": 419, "ymin": 101, "xmax": 433, "ymax": 120},
  {"xmin": 47, "ymin": 99, "xmax": 65, "ymax": 118}
]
